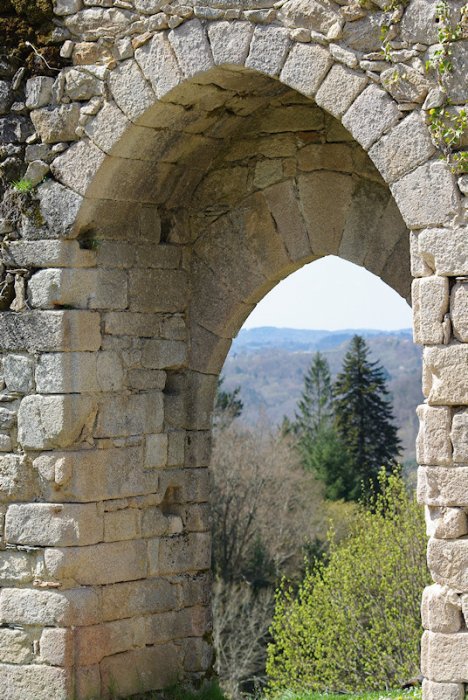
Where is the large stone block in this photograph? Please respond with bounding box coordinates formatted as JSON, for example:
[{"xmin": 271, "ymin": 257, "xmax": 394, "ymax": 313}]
[
  {"xmin": 422, "ymin": 630, "xmax": 468, "ymax": 682},
  {"xmin": 0, "ymin": 664, "xmax": 71, "ymax": 700},
  {"xmin": 39, "ymin": 628, "xmax": 73, "ymax": 667},
  {"xmin": 416, "ymin": 405, "xmax": 452, "ymax": 466},
  {"xmin": 245, "ymin": 26, "xmax": 290, "ymax": 77},
  {"xmin": 35, "ymin": 352, "xmax": 97, "ymax": 393},
  {"xmin": 425, "ymin": 506, "xmax": 468, "ymax": 539},
  {"xmin": 423, "ymin": 346, "xmax": 468, "ymax": 405},
  {"xmin": 342, "ymin": 84, "xmax": 400, "ymax": 150},
  {"xmin": 135, "ymin": 32, "xmax": 182, "ymax": 100},
  {"xmin": 423, "ymin": 679, "xmax": 464, "ymax": 700},
  {"xmin": 208, "ymin": 21, "xmax": 253, "ymax": 66},
  {"xmin": 415, "ymin": 227, "xmax": 468, "ymax": 276},
  {"xmin": 142, "ymin": 339, "xmax": 187, "ymax": 369},
  {"xmin": 101, "ymin": 578, "xmax": 177, "ymax": 622},
  {"xmin": 4, "ymin": 240, "xmax": 95, "ymax": 269},
  {"xmin": 0, "ymin": 454, "xmax": 38, "ymax": 503},
  {"xmin": 36, "ymin": 181, "xmax": 83, "ymax": 239},
  {"xmin": 150, "ymin": 532, "xmax": 211, "ymax": 575},
  {"xmin": 412, "ymin": 276, "xmax": 449, "ymax": 345},
  {"xmin": 278, "ymin": 0, "xmax": 340, "ymax": 33},
  {"xmin": 30, "ymin": 105, "xmax": 80, "ymax": 144},
  {"xmin": 428, "ymin": 538, "xmax": 468, "ymax": 591},
  {"xmin": 391, "ymin": 162, "xmax": 459, "ymax": 229},
  {"xmin": 28, "ymin": 269, "xmax": 97, "ymax": 309},
  {"xmin": 104, "ymin": 508, "xmax": 141, "ymax": 542},
  {"xmin": 169, "ymin": 19, "xmax": 214, "ymax": 78},
  {"xmin": 51, "ymin": 138, "xmax": 106, "ymax": 197},
  {"xmin": 0, "ymin": 588, "xmax": 99, "ymax": 626},
  {"xmin": 95, "ymin": 392, "xmax": 163, "ymax": 438},
  {"xmin": 421, "ymin": 584, "xmax": 462, "ymax": 633},
  {"xmin": 129, "ymin": 269, "xmax": 188, "ymax": 312},
  {"xmin": 315, "ymin": 64, "xmax": 367, "ymax": 118},
  {"xmin": 369, "ymin": 111, "xmax": 435, "ymax": 184},
  {"xmin": 75, "ymin": 617, "xmax": 146, "ymax": 666},
  {"xmin": 17, "ymin": 395, "xmax": 96, "ymax": 450},
  {"xmin": 3, "ymin": 354, "xmax": 34, "ymax": 394},
  {"xmin": 0, "ymin": 550, "xmax": 40, "ymax": 586},
  {"xmin": 451, "ymin": 279, "xmax": 468, "ymax": 342},
  {"xmin": 0, "ymin": 628, "xmax": 33, "ymax": 665},
  {"xmin": 5, "ymin": 503, "xmax": 103, "ymax": 547},
  {"xmin": 452, "ymin": 410, "xmax": 468, "ymax": 463},
  {"xmin": 44, "ymin": 539, "xmax": 147, "ymax": 586},
  {"xmin": 418, "ymin": 466, "xmax": 468, "ymax": 507},
  {"xmin": 0, "ymin": 311, "xmax": 101, "ymax": 353},
  {"xmin": 100, "ymin": 644, "xmax": 181, "ymax": 697},
  {"xmin": 280, "ymin": 42, "xmax": 332, "ymax": 98}
]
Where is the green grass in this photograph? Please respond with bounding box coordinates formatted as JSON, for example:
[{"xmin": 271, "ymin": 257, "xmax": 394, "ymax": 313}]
[{"xmin": 277, "ymin": 691, "xmax": 421, "ymax": 700}]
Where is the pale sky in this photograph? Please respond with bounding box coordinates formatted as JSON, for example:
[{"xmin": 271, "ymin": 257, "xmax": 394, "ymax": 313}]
[{"xmin": 243, "ymin": 256, "xmax": 413, "ymax": 331}]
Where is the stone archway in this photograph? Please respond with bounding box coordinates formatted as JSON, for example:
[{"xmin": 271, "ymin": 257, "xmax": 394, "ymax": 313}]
[{"xmin": 0, "ymin": 7, "xmax": 467, "ymax": 700}]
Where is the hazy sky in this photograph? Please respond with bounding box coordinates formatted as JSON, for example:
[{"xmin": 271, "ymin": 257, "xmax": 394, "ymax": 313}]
[{"xmin": 243, "ymin": 256, "xmax": 413, "ymax": 331}]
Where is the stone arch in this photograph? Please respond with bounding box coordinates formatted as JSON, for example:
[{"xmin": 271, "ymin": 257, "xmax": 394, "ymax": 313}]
[{"xmin": 0, "ymin": 11, "xmax": 467, "ymax": 700}]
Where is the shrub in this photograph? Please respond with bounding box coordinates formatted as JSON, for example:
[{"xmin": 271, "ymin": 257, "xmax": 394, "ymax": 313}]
[{"xmin": 266, "ymin": 471, "xmax": 429, "ymax": 694}]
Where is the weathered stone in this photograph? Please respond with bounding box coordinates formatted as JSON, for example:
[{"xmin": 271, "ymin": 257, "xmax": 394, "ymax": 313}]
[
  {"xmin": 207, "ymin": 21, "xmax": 253, "ymax": 66},
  {"xmin": 246, "ymin": 26, "xmax": 290, "ymax": 77},
  {"xmin": 30, "ymin": 105, "xmax": 80, "ymax": 144},
  {"xmin": 17, "ymin": 395, "xmax": 96, "ymax": 450},
  {"xmin": 5, "ymin": 240, "xmax": 95, "ymax": 269},
  {"xmin": 392, "ymin": 162, "xmax": 460, "ymax": 230},
  {"xmin": 423, "ymin": 345, "xmax": 468, "ymax": 405},
  {"xmin": 3, "ymin": 354, "xmax": 34, "ymax": 394},
  {"xmin": 0, "ymin": 665, "xmax": 71, "ymax": 700},
  {"xmin": 0, "ymin": 311, "xmax": 101, "ymax": 353},
  {"xmin": 342, "ymin": 85, "xmax": 400, "ymax": 150},
  {"xmin": 278, "ymin": 0, "xmax": 340, "ymax": 33},
  {"xmin": 315, "ymin": 64, "xmax": 367, "ymax": 118},
  {"xmin": 280, "ymin": 42, "xmax": 332, "ymax": 97},
  {"xmin": 25, "ymin": 77, "xmax": 55, "ymax": 110},
  {"xmin": 36, "ymin": 180, "xmax": 83, "ymax": 239},
  {"xmin": 24, "ymin": 160, "xmax": 49, "ymax": 187},
  {"xmin": 381, "ymin": 63, "xmax": 431, "ymax": 104},
  {"xmin": 451, "ymin": 279, "xmax": 468, "ymax": 342},
  {"xmin": 104, "ymin": 509, "xmax": 141, "ymax": 542},
  {"xmin": 443, "ymin": 42, "xmax": 468, "ymax": 104},
  {"xmin": 422, "ymin": 584, "xmax": 462, "ymax": 632},
  {"xmin": 0, "ymin": 587, "xmax": 99, "ymax": 626},
  {"xmin": 39, "ymin": 628, "xmax": 73, "ymax": 667},
  {"xmin": 369, "ymin": 111, "xmax": 436, "ymax": 184},
  {"xmin": 169, "ymin": 19, "xmax": 214, "ymax": 78},
  {"xmin": 422, "ymin": 630, "xmax": 468, "ymax": 682},
  {"xmin": 129, "ymin": 269, "xmax": 188, "ymax": 313},
  {"xmin": 418, "ymin": 467, "xmax": 468, "ymax": 507},
  {"xmin": 95, "ymin": 392, "xmax": 163, "ymax": 437},
  {"xmin": 145, "ymin": 434, "xmax": 168, "ymax": 468},
  {"xmin": 0, "ymin": 629, "xmax": 32, "ymax": 665},
  {"xmin": 426, "ymin": 506, "xmax": 468, "ymax": 540},
  {"xmin": 0, "ymin": 454, "xmax": 38, "ymax": 503},
  {"xmin": 422, "ymin": 679, "xmax": 464, "ymax": 700},
  {"xmin": 135, "ymin": 32, "xmax": 182, "ymax": 100},
  {"xmin": 51, "ymin": 138, "xmax": 105, "ymax": 196},
  {"xmin": 100, "ymin": 645, "xmax": 180, "ymax": 697},
  {"xmin": 412, "ymin": 276, "xmax": 449, "ymax": 345},
  {"xmin": 63, "ymin": 68, "xmax": 103, "ymax": 101},
  {"xmin": 5, "ymin": 503, "xmax": 103, "ymax": 547},
  {"xmin": 0, "ymin": 549, "xmax": 38, "ymax": 585},
  {"xmin": 428, "ymin": 538, "xmax": 468, "ymax": 591},
  {"xmin": 65, "ymin": 8, "xmax": 135, "ymax": 39},
  {"xmin": 150, "ymin": 532, "xmax": 211, "ymax": 575},
  {"xmin": 416, "ymin": 405, "xmax": 452, "ymax": 466},
  {"xmin": 0, "ymin": 80, "xmax": 13, "ymax": 115},
  {"xmin": 452, "ymin": 410, "xmax": 468, "ymax": 463},
  {"xmin": 415, "ymin": 228, "xmax": 468, "ymax": 276}
]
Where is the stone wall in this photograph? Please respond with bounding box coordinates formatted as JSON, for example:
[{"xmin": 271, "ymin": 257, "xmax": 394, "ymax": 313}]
[{"xmin": 0, "ymin": 1, "xmax": 467, "ymax": 699}]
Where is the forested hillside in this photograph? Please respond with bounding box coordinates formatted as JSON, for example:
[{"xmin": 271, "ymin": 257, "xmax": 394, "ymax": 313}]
[{"xmin": 222, "ymin": 328, "xmax": 423, "ymax": 464}]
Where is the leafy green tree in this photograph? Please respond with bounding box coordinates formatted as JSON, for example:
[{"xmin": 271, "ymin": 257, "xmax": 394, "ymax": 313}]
[
  {"xmin": 334, "ymin": 335, "xmax": 401, "ymax": 500},
  {"xmin": 291, "ymin": 353, "xmax": 349, "ymax": 500},
  {"xmin": 266, "ymin": 471, "xmax": 429, "ymax": 694}
]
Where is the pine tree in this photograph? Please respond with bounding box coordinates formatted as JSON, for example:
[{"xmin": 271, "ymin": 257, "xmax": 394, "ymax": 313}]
[
  {"xmin": 333, "ymin": 335, "xmax": 401, "ymax": 500},
  {"xmin": 292, "ymin": 353, "xmax": 349, "ymax": 500}
]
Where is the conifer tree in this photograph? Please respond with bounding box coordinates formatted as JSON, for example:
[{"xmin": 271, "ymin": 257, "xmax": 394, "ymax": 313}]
[{"xmin": 333, "ymin": 335, "xmax": 401, "ymax": 500}]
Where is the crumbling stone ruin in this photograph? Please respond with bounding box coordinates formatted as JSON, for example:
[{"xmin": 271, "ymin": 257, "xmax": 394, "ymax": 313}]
[{"xmin": 0, "ymin": 0, "xmax": 467, "ymax": 698}]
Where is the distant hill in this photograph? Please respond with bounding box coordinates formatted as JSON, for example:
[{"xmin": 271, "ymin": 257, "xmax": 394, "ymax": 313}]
[{"xmin": 222, "ymin": 327, "xmax": 423, "ymax": 465}]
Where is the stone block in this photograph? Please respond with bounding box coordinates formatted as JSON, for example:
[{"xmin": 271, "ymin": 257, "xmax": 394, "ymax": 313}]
[
  {"xmin": 412, "ymin": 276, "xmax": 449, "ymax": 345},
  {"xmin": 145, "ymin": 434, "xmax": 168, "ymax": 468},
  {"xmin": 5, "ymin": 503, "xmax": 103, "ymax": 547},
  {"xmin": 415, "ymin": 227, "xmax": 468, "ymax": 276},
  {"xmin": 0, "ymin": 312, "xmax": 102, "ymax": 354},
  {"xmin": 263, "ymin": 180, "xmax": 311, "ymax": 262},
  {"xmin": 391, "ymin": 162, "xmax": 459, "ymax": 229},
  {"xmin": 0, "ymin": 665, "xmax": 71, "ymax": 700},
  {"xmin": 36, "ymin": 180, "xmax": 83, "ymax": 240},
  {"xmin": 451, "ymin": 279, "xmax": 468, "ymax": 342},
  {"xmin": 422, "ymin": 630, "xmax": 468, "ymax": 682},
  {"xmin": 0, "ymin": 409, "xmax": 15, "ymax": 431},
  {"xmin": 422, "ymin": 679, "xmax": 464, "ymax": 700},
  {"xmin": 246, "ymin": 26, "xmax": 290, "ymax": 77},
  {"xmin": 0, "ymin": 550, "xmax": 39, "ymax": 586},
  {"xmin": 51, "ymin": 138, "xmax": 106, "ymax": 197},
  {"xmin": 44, "ymin": 539, "xmax": 147, "ymax": 586},
  {"xmin": 4, "ymin": 241, "xmax": 95, "ymax": 269},
  {"xmin": 315, "ymin": 64, "xmax": 367, "ymax": 118},
  {"xmin": 104, "ymin": 312, "xmax": 161, "ymax": 336},
  {"xmin": 416, "ymin": 405, "xmax": 452, "ymax": 466},
  {"xmin": 280, "ymin": 42, "xmax": 332, "ymax": 98},
  {"xmin": 208, "ymin": 21, "xmax": 253, "ymax": 65},
  {"xmin": 104, "ymin": 508, "xmax": 141, "ymax": 542},
  {"xmin": 35, "ymin": 352, "xmax": 97, "ymax": 393},
  {"xmin": 95, "ymin": 392, "xmax": 163, "ymax": 437},
  {"xmin": 84, "ymin": 100, "xmax": 129, "ymax": 155},
  {"xmin": 183, "ymin": 636, "xmax": 213, "ymax": 672},
  {"xmin": 452, "ymin": 410, "xmax": 468, "ymax": 463},
  {"xmin": 381, "ymin": 63, "xmax": 431, "ymax": 104},
  {"xmin": 30, "ymin": 105, "xmax": 80, "ymax": 144},
  {"xmin": 425, "ymin": 506, "xmax": 468, "ymax": 539},
  {"xmin": 101, "ymin": 578, "xmax": 177, "ymax": 622},
  {"xmin": 75, "ymin": 665, "xmax": 101, "ymax": 700},
  {"xmin": 142, "ymin": 339, "xmax": 187, "ymax": 369},
  {"xmin": 421, "ymin": 583, "xmax": 462, "ymax": 634},
  {"xmin": 129, "ymin": 269, "xmax": 188, "ymax": 312},
  {"xmin": 17, "ymin": 395, "xmax": 96, "ymax": 450},
  {"xmin": 369, "ymin": 111, "xmax": 435, "ymax": 184},
  {"xmin": 135, "ymin": 32, "xmax": 182, "ymax": 99},
  {"xmin": 0, "ymin": 628, "xmax": 33, "ymax": 664},
  {"xmin": 3, "ymin": 354, "xmax": 34, "ymax": 394},
  {"xmin": 428, "ymin": 538, "xmax": 468, "ymax": 591},
  {"xmin": 39, "ymin": 628, "xmax": 73, "ymax": 667},
  {"xmin": 423, "ymin": 346, "xmax": 468, "ymax": 405},
  {"xmin": 75, "ymin": 617, "xmax": 146, "ymax": 666},
  {"xmin": 96, "ymin": 351, "xmax": 125, "ymax": 391},
  {"xmin": 418, "ymin": 467, "xmax": 468, "ymax": 507},
  {"xmin": 0, "ymin": 454, "xmax": 38, "ymax": 503},
  {"xmin": 342, "ymin": 84, "xmax": 400, "ymax": 150},
  {"xmin": 100, "ymin": 645, "xmax": 181, "ymax": 697},
  {"xmin": 169, "ymin": 19, "xmax": 214, "ymax": 78},
  {"xmin": 25, "ymin": 77, "xmax": 55, "ymax": 110},
  {"xmin": 150, "ymin": 532, "xmax": 211, "ymax": 575},
  {"xmin": 278, "ymin": 0, "xmax": 340, "ymax": 33},
  {"xmin": 0, "ymin": 588, "xmax": 99, "ymax": 626},
  {"xmin": 28, "ymin": 269, "xmax": 97, "ymax": 309}
]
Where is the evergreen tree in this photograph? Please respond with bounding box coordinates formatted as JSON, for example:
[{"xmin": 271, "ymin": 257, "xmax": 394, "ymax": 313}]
[
  {"xmin": 214, "ymin": 376, "xmax": 243, "ymax": 428},
  {"xmin": 333, "ymin": 335, "xmax": 401, "ymax": 500},
  {"xmin": 292, "ymin": 353, "xmax": 349, "ymax": 500}
]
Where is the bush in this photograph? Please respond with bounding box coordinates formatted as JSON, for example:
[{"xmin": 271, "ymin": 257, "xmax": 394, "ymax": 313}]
[{"xmin": 266, "ymin": 472, "xmax": 430, "ymax": 694}]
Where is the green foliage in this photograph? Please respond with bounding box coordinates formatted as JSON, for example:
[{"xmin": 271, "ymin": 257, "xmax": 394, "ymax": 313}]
[
  {"xmin": 266, "ymin": 472, "xmax": 429, "ymax": 695},
  {"xmin": 214, "ymin": 376, "xmax": 243, "ymax": 428},
  {"xmin": 272, "ymin": 691, "xmax": 421, "ymax": 700},
  {"xmin": 11, "ymin": 178, "xmax": 34, "ymax": 193},
  {"xmin": 427, "ymin": 107, "xmax": 468, "ymax": 174},
  {"xmin": 333, "ymin": 336, "xmax": 401, "ymax": 501}
]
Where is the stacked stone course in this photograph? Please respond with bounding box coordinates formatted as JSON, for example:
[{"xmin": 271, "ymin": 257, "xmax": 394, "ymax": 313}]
[{"xmin": 0, "ymin": 0, "xmax": 467, "ymax": 698}]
